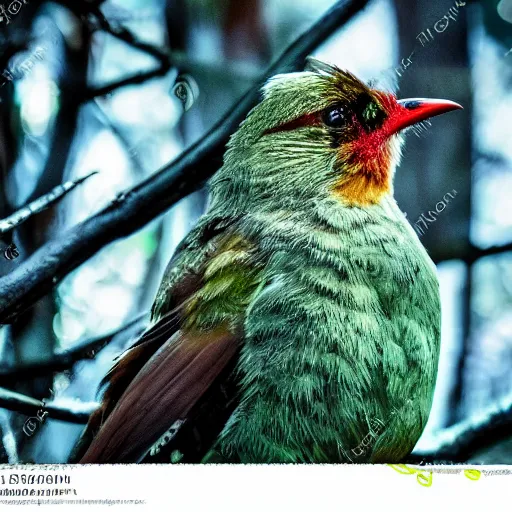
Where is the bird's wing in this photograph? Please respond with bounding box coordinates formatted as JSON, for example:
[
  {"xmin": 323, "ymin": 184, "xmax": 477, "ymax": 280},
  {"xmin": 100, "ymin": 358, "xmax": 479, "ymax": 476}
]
[
  {"xmin": 77, "ymin": 221, "xmax": 264, "ymax": 463},
  {"xmin": 70, "ymin": 310, "xmax": 181, "ymax": 462}
]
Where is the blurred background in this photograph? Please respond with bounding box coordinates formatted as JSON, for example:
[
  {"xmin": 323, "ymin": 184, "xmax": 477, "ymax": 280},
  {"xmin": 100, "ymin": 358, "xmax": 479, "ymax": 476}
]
[{"xmin": 0, "ymin": 0, "xmax": 510, "ymax": 464}]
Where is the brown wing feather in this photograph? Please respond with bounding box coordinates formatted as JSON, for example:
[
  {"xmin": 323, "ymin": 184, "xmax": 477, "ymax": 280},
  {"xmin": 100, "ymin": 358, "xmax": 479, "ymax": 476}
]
[
  {"xmin": 74, "ymin": 223, "xmax": 262, "ymax": 463},
  {"xmin": 71, "ymin": 228, "xmax": 207, "ymax": 463},
  {"xmin": 69, "ymin": 310, "xmax": 181, "ymax": 462},
  {"xmin": 80, "ymin": 327, "xmax": 238, "ymax": 463}
]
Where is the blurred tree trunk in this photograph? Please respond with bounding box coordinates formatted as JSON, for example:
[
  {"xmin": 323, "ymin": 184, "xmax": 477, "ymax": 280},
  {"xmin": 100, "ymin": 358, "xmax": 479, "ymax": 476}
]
[
  {"xmin": 0, "ymin": 86, "xmax": 19, "ymax": 278},
  {"xmin": 7, "ymin": 12, "xmax": 91, "ymax": 461},
  {"xmin": 155, "ymin": 0, "xmax": 270, "ymax": 300},
  {"xmin": 222, "ymin": 0, "xmax": 270, "ymax": 62},
  {"xmin": 393, "ymin": 0, "xmax": 472, "ymax": 426},
  {"xmin": 0, "ymin": 2, "xmax": 43, "ymax": 462}
]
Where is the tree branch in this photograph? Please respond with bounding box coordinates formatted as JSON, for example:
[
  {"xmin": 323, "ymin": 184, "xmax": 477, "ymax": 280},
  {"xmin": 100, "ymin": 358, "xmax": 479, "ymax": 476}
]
[
  {"xmin": 432, "ymin": 241, "xmax": 512, "ymax": 265},
  {"xmin": 0, "ymin": 0, "xmax": 372, "ymax": 323},
  {"xmin": 83, "ymin": 64, "xmax": 172, "ymax": 101},
  {"xmin": 0, "ymin": 387, "xmax": 97, "ymax": 424},
  {"xmin": 53, "ymin": 0, "xmax": 171, "ymax": 65},
  {"xmin": 408, "ymin": 394, "xmax": 512, "ymax": 464},
  {"xmin": 0, "ymin": 312, "xmax": 148, "ymax": 381},
  {"xmin": 89, "ymin": 7, "xmax": 171, "ymax": 66},
  {"xmin": 46, "ymin": 0, "xmax": 174, "ymax": 100},
  {"xmin": 0, "ymin": 172, "xmax": 98, "ymax": 261}
]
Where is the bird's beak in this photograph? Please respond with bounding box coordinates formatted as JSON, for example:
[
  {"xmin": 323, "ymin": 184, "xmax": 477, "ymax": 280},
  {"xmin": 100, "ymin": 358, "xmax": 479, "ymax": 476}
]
[{"xmin": 387, "ymin": 98, "xmax": 463, "ymax": 135}]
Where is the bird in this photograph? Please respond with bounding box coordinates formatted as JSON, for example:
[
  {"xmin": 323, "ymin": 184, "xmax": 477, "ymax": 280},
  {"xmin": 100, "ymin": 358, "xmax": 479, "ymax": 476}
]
[{"xmin": 73, "ymin": 57, "xmax": 462, "ymax": 464}]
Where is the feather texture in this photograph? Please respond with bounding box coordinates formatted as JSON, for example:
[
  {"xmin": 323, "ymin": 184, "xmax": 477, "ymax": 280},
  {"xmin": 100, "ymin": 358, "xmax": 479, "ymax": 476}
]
[
  {"xmin": 77, "ymin": 222, "xmax": 264, "ymax": 463},
  {"xmin": 80, "ymin": 327, "xmax": 239, "ymax": 463},
  {"xmin": 76, "ymin": 62, "xmax": 442, "ymax": 464}
]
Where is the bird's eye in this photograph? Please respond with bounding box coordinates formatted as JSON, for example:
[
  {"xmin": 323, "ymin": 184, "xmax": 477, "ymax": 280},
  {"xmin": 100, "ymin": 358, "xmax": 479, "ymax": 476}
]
[{"xmin": 322, "ymin": 106, "xmax": 347, "ymax": 128}]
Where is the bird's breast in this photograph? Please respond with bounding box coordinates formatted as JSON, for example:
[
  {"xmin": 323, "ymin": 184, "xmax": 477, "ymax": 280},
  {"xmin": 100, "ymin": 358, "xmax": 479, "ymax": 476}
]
[{"xmin": 217, "ymin": 205, "xmax": 440, "ymax": 462}]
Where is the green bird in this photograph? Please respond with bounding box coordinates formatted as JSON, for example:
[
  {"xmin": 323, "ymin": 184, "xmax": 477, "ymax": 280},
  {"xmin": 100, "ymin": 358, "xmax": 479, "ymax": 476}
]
[{"xmin": 75, "ymin": 58, "xmax": 462, "ymax": 464}]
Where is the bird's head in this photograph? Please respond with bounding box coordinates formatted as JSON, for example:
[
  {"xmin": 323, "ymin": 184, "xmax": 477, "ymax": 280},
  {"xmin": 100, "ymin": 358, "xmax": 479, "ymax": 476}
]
[{"xmin": 212, "ymin": 58, "xmax": 462, "ymax": 211}]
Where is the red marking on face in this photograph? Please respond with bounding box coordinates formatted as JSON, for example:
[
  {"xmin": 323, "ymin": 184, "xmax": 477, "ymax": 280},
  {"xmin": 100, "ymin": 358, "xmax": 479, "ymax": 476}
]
[
  {"xmin": 263, "ymin": 112, "xmax": 322, "ymax": 136},
  {"xmin": 345, "ymin": 93, "xmax": 399, "ymax": 185}
]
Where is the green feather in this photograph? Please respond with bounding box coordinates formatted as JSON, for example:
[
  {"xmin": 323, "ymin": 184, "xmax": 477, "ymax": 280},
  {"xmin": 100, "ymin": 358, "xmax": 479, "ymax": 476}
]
[{"xmin": 152, "ymin": 63, "xmax": 441, "ymax": 463}]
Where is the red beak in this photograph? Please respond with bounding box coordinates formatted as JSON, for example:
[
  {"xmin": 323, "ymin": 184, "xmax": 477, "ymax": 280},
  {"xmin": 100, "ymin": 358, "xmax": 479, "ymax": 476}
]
[{"xmin": 386, "ymin": 98, "xmax": 463, "ymax": 135}]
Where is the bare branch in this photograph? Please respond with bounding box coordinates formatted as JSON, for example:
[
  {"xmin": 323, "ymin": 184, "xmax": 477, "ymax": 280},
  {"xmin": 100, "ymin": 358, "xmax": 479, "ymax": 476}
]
[
  {"xmin": 432, "ymin": 241, "xmax": 512, "ymax": 265},
  {"xmin": 407, "ymin": 394, "xmax": 512, "ymax": 464},
  {"xmin": 90, "ymin": 8, "xmax": 171, "ymax": 66},
  {"xmin": 83, "ymin": 64, "xmax": 172, "ymax": 101},
  {"xmin": 0, "ymin": 312, "xmax": 148, "ymax": 381},
  {"xmin": 0, "ymin": 387, "xmax": 97, "ymax": 424},
  {"xmin": 53, "ymin": 0, "xmax": 171, "ymax": 65},
  {"xmin": 0, "ymin": 171, "xmax": 98, "ymax": 261},
  {"xmin": 0, "ymin": 0, "xmax": 372, "ymax": 323},
  {"xmin": 45, "ymin": 0, "xmax": 174, "ymax": 100}
]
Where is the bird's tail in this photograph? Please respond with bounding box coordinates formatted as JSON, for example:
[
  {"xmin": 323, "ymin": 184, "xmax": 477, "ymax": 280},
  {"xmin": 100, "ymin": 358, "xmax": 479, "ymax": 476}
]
[{"xmin": 69, "ymin": 311, "xmax": 179, "ymax": 463}]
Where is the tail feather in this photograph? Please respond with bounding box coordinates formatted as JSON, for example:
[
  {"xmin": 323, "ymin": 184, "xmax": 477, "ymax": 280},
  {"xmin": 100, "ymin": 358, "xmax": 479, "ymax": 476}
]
[
  {"xmin": 69, "ymin": 311, "xmax": 179, "ymax": 463},
  {"xmin": 79, "ymin": 326, "xmax": 238, "ymax": 463}
]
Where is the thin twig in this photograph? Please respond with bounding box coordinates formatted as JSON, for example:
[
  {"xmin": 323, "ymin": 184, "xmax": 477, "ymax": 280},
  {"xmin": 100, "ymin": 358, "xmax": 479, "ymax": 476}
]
[
  {"xmin": 0, "ymin": 0, "xmax": 372, "ymax": 323},
  {"xmin": 0, "ymin": 387, "xmax": 97, "ymax": 424},
  {"xmin": 432, "ymin": 241, "xmax": 512, "ymax": 265},
  {"xmin": 53, "ymin": 0, "xmax": 171, "ymax": 65},
  {"xmin": 90, "ymin": 9, "xmax": 171, "ymax": 66},
  {"xmin": 0, "ymin": 171, "xmax": 98, "ymax": 261},
  {"xmin": 83, "ymin": 64, "xmax": 171, "ymax": 101},
  {"xmin": 46, "ymin": 0, "xmax": 173, "ymax": 101},
  {"xmin": 408, "ymin": 394, "xmax": 512, "ymax": 463},
  {"xmin": 0, "ymin": 312, "xmax": 148, "ymax": 381}
]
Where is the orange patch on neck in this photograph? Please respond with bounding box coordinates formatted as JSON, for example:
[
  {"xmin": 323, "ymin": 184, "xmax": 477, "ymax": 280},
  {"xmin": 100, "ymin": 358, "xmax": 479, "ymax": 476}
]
[
  {"xmin": 332, "ymin": 127, "xmax": 393, "ymax": 206},
  {"xmin": 333, "ymin": 172, "xmax": 390, "ymax": 206}
]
